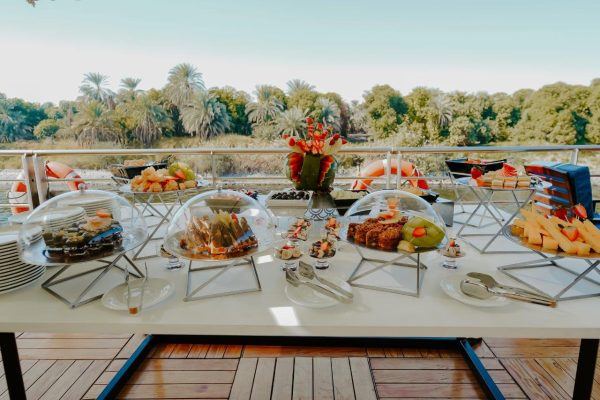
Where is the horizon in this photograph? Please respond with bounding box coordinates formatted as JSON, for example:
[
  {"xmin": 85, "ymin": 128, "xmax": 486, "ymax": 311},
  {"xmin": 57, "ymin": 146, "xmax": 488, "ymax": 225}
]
[{"xmin": 1, "ymin": 0, "xmax": 600, "ymax": 104}]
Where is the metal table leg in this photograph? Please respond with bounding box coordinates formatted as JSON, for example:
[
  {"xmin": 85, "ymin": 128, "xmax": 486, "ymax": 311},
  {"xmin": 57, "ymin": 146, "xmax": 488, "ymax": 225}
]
[
  {"xmin": 132, "ymin": 193, "xmax": 180, "ymax": 260},
  {"xmin": 573, "ymin": 338, "xmax": 599, "ymax": 399},
  {"xmin": 0, "ymin": 332, "xmax": 26, "ymax": 400}
]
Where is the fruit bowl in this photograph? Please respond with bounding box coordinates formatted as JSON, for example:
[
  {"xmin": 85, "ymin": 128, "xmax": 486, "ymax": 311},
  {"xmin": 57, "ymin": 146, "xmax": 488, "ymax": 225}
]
[{"xmin": 341, "ymin": 190, "xmax": 447, "ymax": 255}]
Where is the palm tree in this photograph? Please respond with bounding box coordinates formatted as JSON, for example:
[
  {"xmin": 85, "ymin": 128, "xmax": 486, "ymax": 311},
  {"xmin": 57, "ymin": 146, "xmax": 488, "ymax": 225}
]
[
  {"xmin": 129, "ymin": 94, "xmax": 172, "ymax": 146},
  {"xmin": 286, "ymin": 79, "xmax": 315, "ymax": 96},
  {"xmin": 164, "ymin": 63, "xmax": 205, "ymax": 108},
  {"xmin": 430, "ymin": 95, "xmax": 453, "ymax": 129},
  {"xmin": 79, "ymin": 73, "xmax": 114, "ymax": 105},
  {"xmin": 118, "ymin": 77, "xmax": 143, "ymax": 102},
  {"xmin": 246, "ymin": 85, "xmax": 284, "ymax": 126},
  {"xmin": 276, "ymin": 107, "xmax": 307, "ymax": 137},
  {"xmin": 180, "ymin": 92, "xmax": 230, "ymax": 139},
  {"xmin": 316, "ymin": 97, "xmax": 341, "ymax": 131},
  {"xmin": 71, "ymin": 101, "xmax": 121, "ymax": 145}
]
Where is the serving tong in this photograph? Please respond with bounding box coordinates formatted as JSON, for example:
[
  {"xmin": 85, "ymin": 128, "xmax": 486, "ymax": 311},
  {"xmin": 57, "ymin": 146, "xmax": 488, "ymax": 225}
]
[
  {"xmin": 286, "ymin": 264, "xmax": 352, "ymax": 304},
  {"xmin": 125, "ymin": 262, "xmax": 148, "ymax": 315},
  {"xmin": 461, "ymin": 272, "xmax": 556, "ymax": 307}
]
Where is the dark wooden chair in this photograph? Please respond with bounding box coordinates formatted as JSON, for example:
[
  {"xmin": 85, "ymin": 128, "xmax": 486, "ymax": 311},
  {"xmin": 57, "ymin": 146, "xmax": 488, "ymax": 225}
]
[{"xmin": 525, "ymin": 163, "xmax": 600, "ymax": 224}]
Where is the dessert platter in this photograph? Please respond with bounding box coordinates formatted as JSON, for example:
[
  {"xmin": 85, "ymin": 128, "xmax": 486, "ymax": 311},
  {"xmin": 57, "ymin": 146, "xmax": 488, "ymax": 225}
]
[
  {"xmin": 126, "ymin": 161, "xmax": 205, "ymax": 193},
  {"xmin": 164, "ymin": 189, "xmax": 276, "ymax": 301},
  {"xmin": 460, "ymin": 163, "xmax": 537, "ymax": 190},
  {"xmin": 19, "ymin": 189, "xmax": 147, "ymax": 308},
  {"xmin": 341, "ymin": 190, "xmax": 447, "ymax": 297},
  {"xmin": 498, "ymin": 206, "xmax": 600, "ymax": 301}
]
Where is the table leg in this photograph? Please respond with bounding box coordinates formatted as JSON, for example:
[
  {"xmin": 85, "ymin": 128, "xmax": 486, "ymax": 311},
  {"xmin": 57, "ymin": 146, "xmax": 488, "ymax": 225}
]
[
  {"xmin": 0, "ymin": 332, "xmax": 26, "ymax": 400},
  {"xmin": 458, "ymin": 338, "xmax": 504, "ymax": 400},
  {"xmin": 573, "ymin": 338, "xmax": 599, "ymax": 399}
]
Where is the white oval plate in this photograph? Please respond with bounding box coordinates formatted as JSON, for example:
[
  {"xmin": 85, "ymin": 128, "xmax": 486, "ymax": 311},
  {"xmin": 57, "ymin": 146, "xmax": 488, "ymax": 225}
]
[
  {"xmin": 285, "ymin": 276, "xmax": 352, "ymax": 308},
  {"xmin": 102, "ymin": 278, "xmax": 174, "ymax": 311},
  {"xmin": 440, "ymin": 274, "xmax": 510, "ymax": 308}
]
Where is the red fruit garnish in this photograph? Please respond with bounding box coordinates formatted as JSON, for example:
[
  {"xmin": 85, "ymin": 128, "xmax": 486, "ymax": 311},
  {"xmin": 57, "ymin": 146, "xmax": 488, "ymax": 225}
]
[
  {"xmin": 562, "ymin": 227, "xmax": 579, "ymax": 241},
  {"xmin": 282, "ymin": 134, "xmax": 289, "ymax": 139},
  {"xmin": 573, "ymin": 204, "xmax": 588, "ymax": 220},
  {"xmin": 341, "ymin": 139, "xmax": 348, "ymax": 144},
  {"xmin": 96, "ymin": 210, "xmax": 111, "ymax": 218},
  {"xmin": 412, "ymin": 227, "xmax": 427, "ymax": 237},
  {"xmin": 320, "ymin": 241, "xmax": 329, "ymax": 250},
  {"xmin": 449, "ymin": 239, "xmax": 456, "ymax": 247},
  {"xmin": 317, "ymin": 123, "xmax": 323, "ymax": 130},
  {"xmin": 174, "ymin": 170, "xmax": 186, "ymax": 180},
  {"xmin": 502, "ymin": 163, "xmax": 518, "ymax": 177},
  {"xmin": 553, "ymin": 207, "xmax": 568, "ymax": 221},
  {"xmin": 332, "ymin": 133, "xmax": 340, "ymax": 140},
  {"xmin": 470, "ymin": 166, "xmax": 483, "ymax": 179},
  {"xmin": 306, "ymin": 117, "xmax": 313, "ymax": 124}
]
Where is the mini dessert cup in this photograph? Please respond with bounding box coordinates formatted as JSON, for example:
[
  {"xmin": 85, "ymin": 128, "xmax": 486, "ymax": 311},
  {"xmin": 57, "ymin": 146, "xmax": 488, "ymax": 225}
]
[{"xmin": 274, "ymin": 239, "xmax": 303, "ymax": 271}]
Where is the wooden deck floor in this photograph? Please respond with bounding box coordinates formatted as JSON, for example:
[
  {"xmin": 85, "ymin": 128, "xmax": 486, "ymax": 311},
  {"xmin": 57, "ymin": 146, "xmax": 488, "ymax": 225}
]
[{"xmin": 1, "ymin": 334, "xmax": 599, "ymax": 399}]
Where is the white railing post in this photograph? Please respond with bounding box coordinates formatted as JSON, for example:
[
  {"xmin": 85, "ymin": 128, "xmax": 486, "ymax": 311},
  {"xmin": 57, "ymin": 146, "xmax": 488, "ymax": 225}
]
[
  {"xmin": 396, "ymin": 152, "xmax": 402, "ymax": 189},
  {"xmin": 570, "ymin": 148, "xmax": 579, "ymax": 165},
  {"xmin": 21, "ymin": 154, "xmax": 37, "ymax": 209},
  {"xmin": 32, "ymin": 154, "xmax": 47, "ymax": 205},
  {"xmin": 210, "ymin": 151, "xmax": 217, "ymax": 186},
  {"xmin": 385, "ymin": 151, "xmax": 392, "ymax": 189}
]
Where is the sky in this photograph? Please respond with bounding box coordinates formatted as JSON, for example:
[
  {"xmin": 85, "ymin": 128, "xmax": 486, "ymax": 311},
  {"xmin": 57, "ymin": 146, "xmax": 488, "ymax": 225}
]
[{"xmin": 1, "ymin": 0, "xmax": 600, "ymax": 104}]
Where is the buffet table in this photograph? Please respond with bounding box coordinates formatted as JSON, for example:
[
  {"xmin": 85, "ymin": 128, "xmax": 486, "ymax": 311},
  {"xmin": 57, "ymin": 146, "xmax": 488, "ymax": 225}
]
[{"xmin": 1, "ymin": 239, "xmax": 599, "ymax": 400}]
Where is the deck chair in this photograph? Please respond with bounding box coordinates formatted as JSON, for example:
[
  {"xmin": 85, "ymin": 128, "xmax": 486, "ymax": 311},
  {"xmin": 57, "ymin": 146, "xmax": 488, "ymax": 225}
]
[{"xmin": 525, "ymin": 162, "xmax": 600, "ymax": 224}]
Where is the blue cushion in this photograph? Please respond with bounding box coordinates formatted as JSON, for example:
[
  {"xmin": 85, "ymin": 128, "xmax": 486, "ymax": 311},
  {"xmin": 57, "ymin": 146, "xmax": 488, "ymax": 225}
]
[{"xmin": 554, "ymin": 164, "xmax": 593, "ymax": 217}]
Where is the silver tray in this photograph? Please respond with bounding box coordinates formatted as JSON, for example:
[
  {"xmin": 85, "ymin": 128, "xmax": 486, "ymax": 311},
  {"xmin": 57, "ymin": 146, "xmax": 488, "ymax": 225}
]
[
  {"xmin": 340, "ymin": 219, "xmax": 445, "ymax": 256},
  {"xmin": 501, "ymin": 225, "xmax": 600, "ymax": 260},
  {"xmin": 163, "ymin": 230, "xmax": 273, "ymax": 262},
  {"xmin": 20, "ymin": 227, "xmax": 148, "ymax": 266}
]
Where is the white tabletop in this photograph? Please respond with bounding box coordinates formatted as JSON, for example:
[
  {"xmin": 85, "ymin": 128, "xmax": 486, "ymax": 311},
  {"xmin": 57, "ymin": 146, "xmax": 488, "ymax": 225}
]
[{"xmin": 1, "ymin": 218, "xmax": 599, "ymax": 339}]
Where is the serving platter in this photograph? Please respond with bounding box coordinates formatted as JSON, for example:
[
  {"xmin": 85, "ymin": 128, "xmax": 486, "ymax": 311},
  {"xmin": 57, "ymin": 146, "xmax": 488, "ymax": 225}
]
[
  {"xmin": 119, "ymin": 179, "xmax": 210, "ymax": 195},
  {"xmin": 502, "ymin": 225, "xmax": 600, "ymax": 260},
  {"xmin": 455, "ymin": 176, "xmax": 546, "ymax": 192}
]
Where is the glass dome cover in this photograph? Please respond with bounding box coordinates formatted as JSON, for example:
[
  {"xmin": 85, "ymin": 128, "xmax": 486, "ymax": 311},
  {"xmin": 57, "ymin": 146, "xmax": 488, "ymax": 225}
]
[
  {"xmin": 164, "ymin": 189, "xmax": 276, "ymax": 261},
  {"xmin": 342, "ymin": 190, "xmax": 446, "ymax": 253},
  {"xmin": 19, "ymin": 189, "xmax": 147, "ymax": 266}
]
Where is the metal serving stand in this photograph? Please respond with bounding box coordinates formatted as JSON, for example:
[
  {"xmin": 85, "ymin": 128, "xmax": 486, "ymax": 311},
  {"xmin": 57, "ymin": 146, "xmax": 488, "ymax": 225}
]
[
  {"xmin": 119, "ymin": 181, "xmax": 209, "ymax": 260},
  {"xmin": 21, "ymin": 228, "xmax": 147, "ymax": 308},
  {"xmin": 455, "ymin": 177, "xmax": 540, "ymax": 254},
  {"xmin": 499, "ymin": 226, "xmax": 600, "ymax": 301}
]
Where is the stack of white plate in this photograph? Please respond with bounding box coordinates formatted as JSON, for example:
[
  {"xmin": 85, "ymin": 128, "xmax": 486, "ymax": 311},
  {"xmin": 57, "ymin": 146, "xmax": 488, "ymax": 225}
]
[
  {"xmin": 0, "ymin": 226, "xmax": 45, "ymax": 295},
  {"xmin": 27, "ymin": 206, "xmax": 87, "ymax": 231},
  {"xmin": 59, "ymin": 193, "xmax": 118, "ymax": 218}
]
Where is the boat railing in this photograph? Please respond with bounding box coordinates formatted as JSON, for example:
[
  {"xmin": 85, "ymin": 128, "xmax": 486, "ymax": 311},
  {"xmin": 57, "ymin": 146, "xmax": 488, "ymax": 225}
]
[{"xmin": 0, "ymin": 144, "xmax": 599, "ymax": 211}]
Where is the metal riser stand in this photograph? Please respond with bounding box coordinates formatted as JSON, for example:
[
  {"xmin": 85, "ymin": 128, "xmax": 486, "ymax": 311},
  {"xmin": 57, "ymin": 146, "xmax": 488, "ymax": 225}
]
[
  {"xmin": 184, "ymin": 257, "xmax": 262, "ymax": 301},
  {"xmin": 42, "ymin": 253, "xmax": 143, "ymax": 308},
  {"xmin": 498, "ymin": 252, "xmax": 600, "ymax": 301},
  {"xmin": 347, "ymin": 246, "xmax": 427, "ymax": 297}
]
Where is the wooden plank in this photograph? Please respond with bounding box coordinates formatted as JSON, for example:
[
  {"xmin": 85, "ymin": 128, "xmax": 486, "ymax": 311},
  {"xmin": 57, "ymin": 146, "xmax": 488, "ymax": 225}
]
[
  {"xmin": 293, "ymin": 357, "xmax": 313, "ymax": 400},
  {"xmin": 169, "ymin": 343, "xmax": 193, "ymax": 358},
  {"xmin": 556, "ymin": 358, "xmax": 600, "ymax": 400},
  {"xmin": 366, "ymin": 347, "xmax": 386, "ymax": 357},
  {"xmin": 206, "ymin": 344, "xmax": 227, "ymax": 358},
  {"xmin": 229, "ymin": 357, "xmax": 257, "ymax": 400},
  {"xmin": 371, "ymin": 358, "xmax": 469, "ymax": 370},
  {"xmin": 24, "ymin": 360, "xmax": 72, "ymax": 400},
  {"xmin": 0, "ymin": 360, "xmax": 37, "ymax": 395},
  {"xmin": 377, "ymin": 383, "xmax": 483, "ymax": 398},
  {"xmin": 116, "ymin": 334, "xmax": 147, "ymax": 359},
  {"xmin": 331, "ymin": 357, "xmax": 354, "ymax": 400},
  {"xmin": 313, "ymin": 357, "xmax": 333, "ymax": 400},
  {"xmin": 118, "ymin": 383, "xmax": 231, "ymax": 399},
  {"xmin": 536, "ymin": 358, "xmax": 576, "ymax": 397},
  {"xmin": 493, "ymin": 346, "xmax": 579, "ymax": 358},
  {"xmin": 188, "ymin": 344, "xmax": 210, "ymax": 358},
  {"xmin": 271, "ymin": 358, "xmax": 294, "ymax": 400},
  {"xmin": 383, "ymin": 348, "xmax": 403, "ymax": 357},
  {"xmin": 38, "ymin": 360, "xmax": 91, "ymax": 400},
  {"xmin": 373, "ymin": 369, "xmax": 515, "ymax": 384},
  {"xmin": 501, "ymin": 358, "xmax": 570, "ymax": 400},
  {"xmin": 250, "ymin": 358, "xmax": 275, "ymax": 400},
  {"xmin": 18, "ymin": 348, "xmax": 119, "ymax": 360},
  {"xmin": 130, "ymin": 370, "xmax": 236, "ymax": 385},
  {"xmin": 17, "ymin": 338, "xmax": 127, "ymax": 349},
  {"xmin": 107, "ymin": 359, "xmax": 126, "ymax": 371},
  {"xmin": 224, "ymin": 345, "xmax": 243, "ymax": 358},
  {"xmin": 150, "ymin": 343, "xmax": 176, "ymax": 358},
  {"xmin": 484, "ymin": 338, "xmax": 580, "ymax": 348},
  {"xmin": 140, "ymin": 358, "xmax": 239, "ymax": 371},
  {"xmin": 401, "ymin": 348, "xmax": 422, "ymax": 358},
  {"xmin": 62, "ymin": 360, "xmax": 110, "ymax": 400},
  {"xmin": 420, "ymin": 349, "xmax": 441, "ymax": 358},
  {"xmin": 497, "ymin": 383, "xmax": 528, "ymax": 399},
  {"xmin": 350, "ymin": 357, "xmax": 377, "ymax": 400},
  {"xmin": 473, "ymin": 340, "xmax": 495, "ymax": 358},
  {"xmin": 244, "ymin": 345, "xmax": 365, "ymax": 357}
]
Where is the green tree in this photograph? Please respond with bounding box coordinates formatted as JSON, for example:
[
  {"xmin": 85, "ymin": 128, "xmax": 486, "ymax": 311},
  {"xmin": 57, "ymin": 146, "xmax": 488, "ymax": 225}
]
[
  {"xmin": 313, "ymin": 97, "xmax": 341, "ymax": 131},
  {"xmin": 363, "ymin": 85, "xmax": 408, "ymax": 139},
  {"xmin": 164, "ymin": 63, "xmax": 205, "ymax": 108},
  {"xmin": 127, "ymin": 94, "xmax": 172, "ymax": 146},
  {"xmin": 79, "ymin": 72, "xmax": 114, "ymax": 106},
  {"xmin": 246, "ymin": 85, "xmax": 285, "ymax": 127},
  {"xmin": 181, "ymin": 92, "xmax": 231, "ymax": 139},
  {"xmin": 118, "ymin": 77, "xmax": 143, "ymax": 103},
  {"xmin": 0, "ymin": 96, "xmax": 46, "ymax": 142},
  {"xmin": 275, "ymin": 107, "xmax": 307, "ymax": 137},
  {"xmin": 322, "ymin": 92, "xmax": 350, "ymax": 135},
  {"xmin": 33, "ymin": 119, "xmax": 60, "ymax": 138},
  {"xmin": 286, "ymin": 79, "xmax": 315, "ymax": 96},
  {"xmin": 287, "ymin": 88, "xmax": 318, "ymax": 115},
  {"xmin": 71, "ymin": 101, "xmax": 121, "ymax": 145},
  {"xmin": 209, "ymin": 86, "xmax": 251, "ymax": 134}
]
